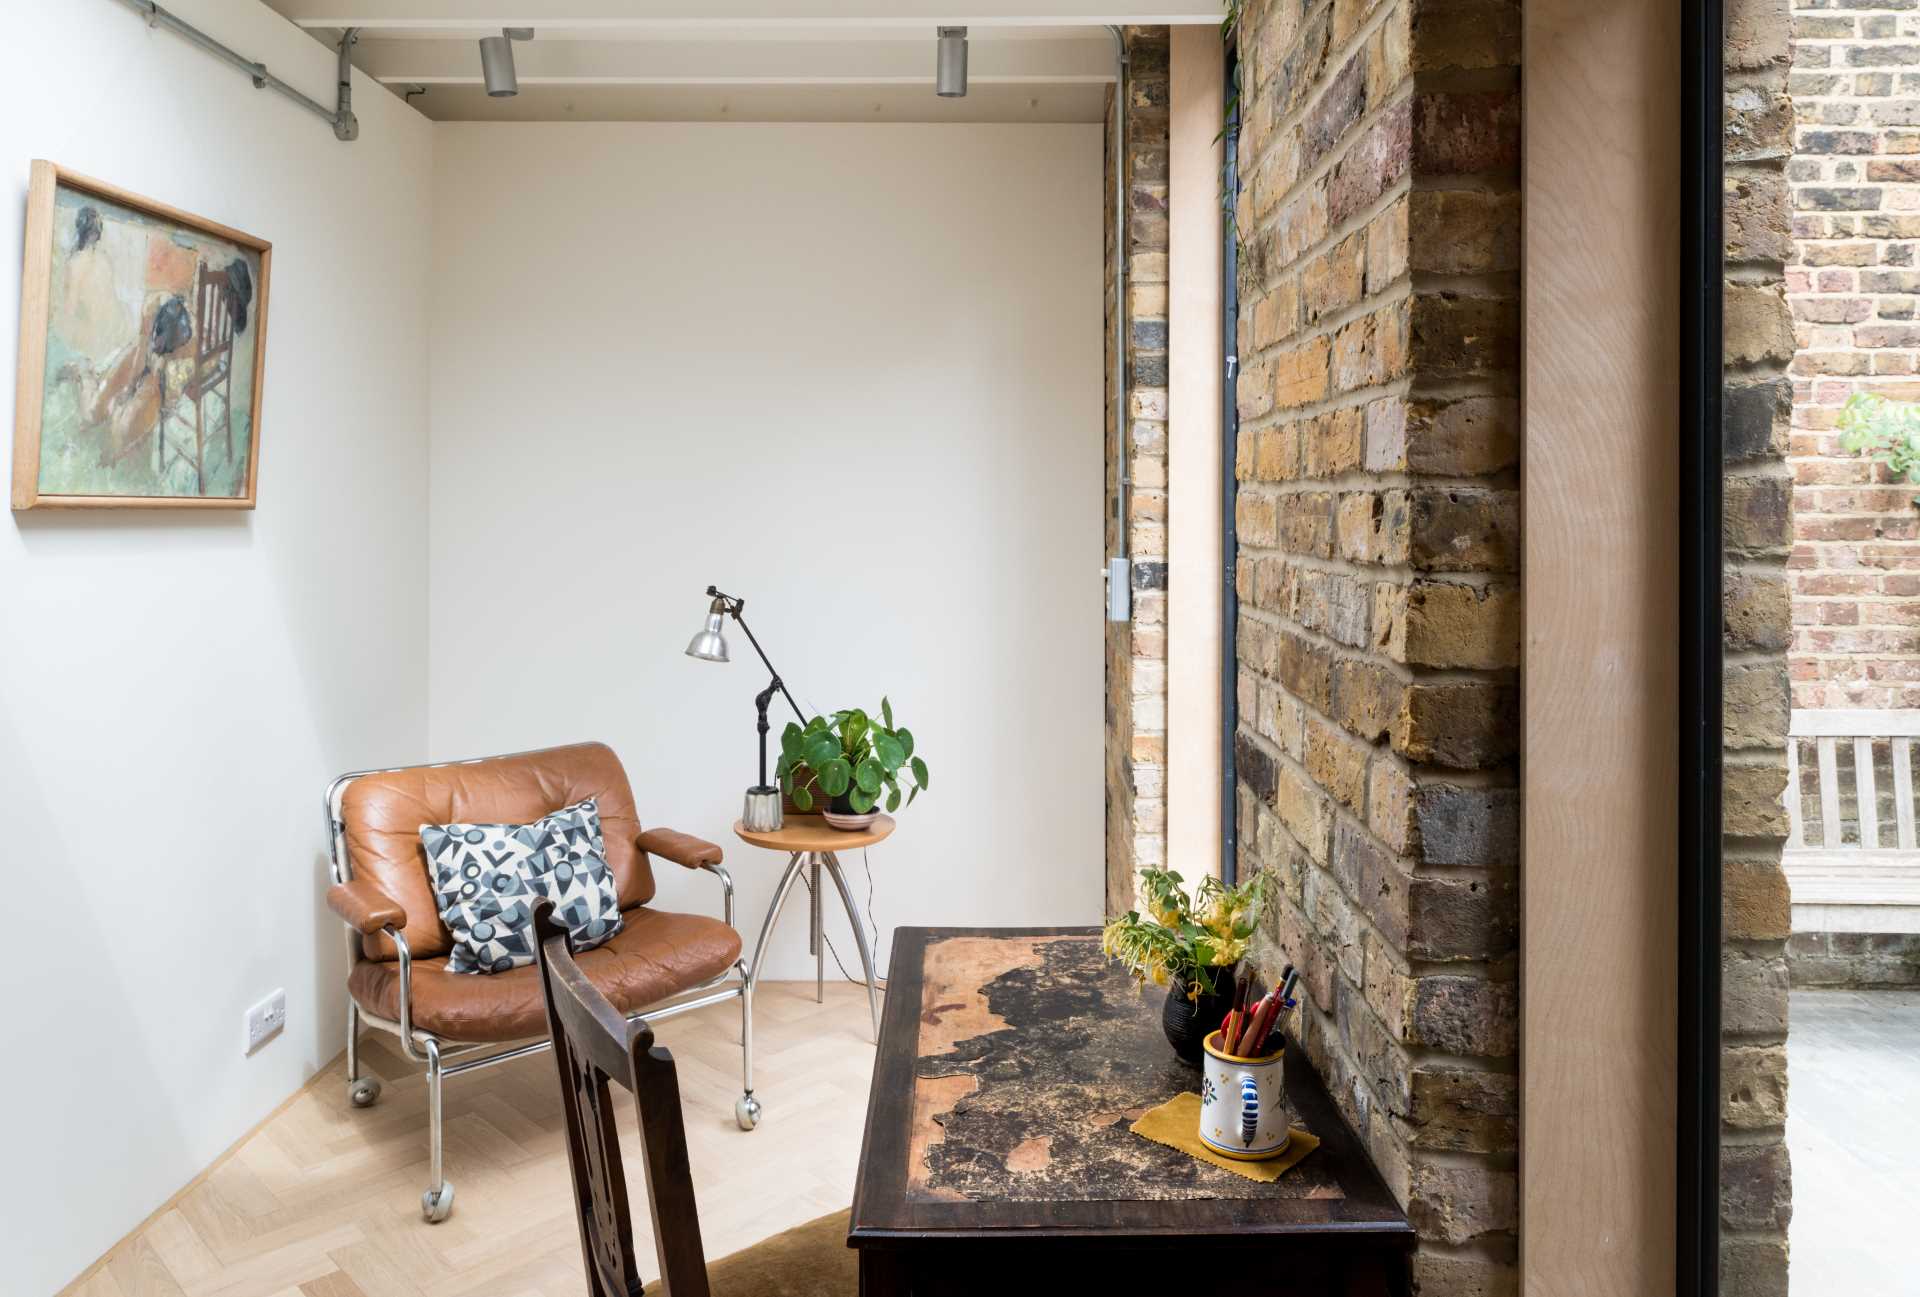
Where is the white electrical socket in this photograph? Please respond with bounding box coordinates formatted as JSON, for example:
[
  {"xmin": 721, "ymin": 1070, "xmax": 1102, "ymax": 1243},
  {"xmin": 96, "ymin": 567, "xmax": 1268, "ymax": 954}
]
[{"xmin": 244, "ymin": 988, "xmax": 287, "ymax": 1055}]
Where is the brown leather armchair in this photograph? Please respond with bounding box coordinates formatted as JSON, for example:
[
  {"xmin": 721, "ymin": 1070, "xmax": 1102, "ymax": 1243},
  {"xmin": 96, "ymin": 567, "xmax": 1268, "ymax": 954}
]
[{"xmin": 324, "ymin": 742, "xmax": 757, "ymax": 1224}]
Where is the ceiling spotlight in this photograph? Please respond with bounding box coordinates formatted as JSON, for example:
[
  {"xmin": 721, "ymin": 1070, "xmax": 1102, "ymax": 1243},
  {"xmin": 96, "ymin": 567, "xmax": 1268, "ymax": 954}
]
[
  {"xmin": 479, "ymin": 27, "xmax": 533, "ymax": 98},
  {"xmin": 937, "ymin": 26, "xmax": 968, "ymax": 98}
]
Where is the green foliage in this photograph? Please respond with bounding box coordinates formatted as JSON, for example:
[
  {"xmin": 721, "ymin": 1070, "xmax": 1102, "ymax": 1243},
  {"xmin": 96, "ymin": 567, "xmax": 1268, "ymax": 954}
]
[
  {"xmin": 1216, "ymin": 7, "xmax": 1245, "ymax": 230},
  {"xmin": 1101, "ymin": 868, "xmax": 1273, "ymax": 1000},
  {"xmin": 775, "ymin": 697, "xmax": 929, "ymax": 815},
  {"xmin": 1837, "ymin": 392, "xmax": 1920, "ymax": 501}
]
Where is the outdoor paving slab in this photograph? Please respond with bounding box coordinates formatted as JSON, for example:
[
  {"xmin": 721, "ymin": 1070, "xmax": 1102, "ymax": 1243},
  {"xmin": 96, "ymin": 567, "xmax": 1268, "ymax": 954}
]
[{"xmin": 1787, "ymin": 988, "xmax": 1920, "ymax": 1295}]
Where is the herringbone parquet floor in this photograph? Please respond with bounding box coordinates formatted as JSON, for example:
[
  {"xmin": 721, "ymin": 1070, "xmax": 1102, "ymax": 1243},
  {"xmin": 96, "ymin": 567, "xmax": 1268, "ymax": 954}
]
[{"xmin": 60, "ymin": 983, "xmax": 877, "ymax": 1297}]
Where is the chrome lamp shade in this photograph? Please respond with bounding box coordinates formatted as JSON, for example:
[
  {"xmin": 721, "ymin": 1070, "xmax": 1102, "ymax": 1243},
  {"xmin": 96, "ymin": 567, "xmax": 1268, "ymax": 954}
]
[{"xmin": 685, "ymin": 610, "xmax": 730, "ymax": 663}]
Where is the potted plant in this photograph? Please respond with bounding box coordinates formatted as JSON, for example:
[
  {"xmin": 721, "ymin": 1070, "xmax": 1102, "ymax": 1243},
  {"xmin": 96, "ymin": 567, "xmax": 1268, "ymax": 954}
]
[
  {"xmin": 1837, "ymin": 391, "xmax": 1920, "ymax": 506},
  {"xmin": 1102, "ymin": 868, "xmax": 1272, "ymax": 1063},
  {"xmin": 776, "ymin": 698, "xmax": 929, "ymax": 830}
]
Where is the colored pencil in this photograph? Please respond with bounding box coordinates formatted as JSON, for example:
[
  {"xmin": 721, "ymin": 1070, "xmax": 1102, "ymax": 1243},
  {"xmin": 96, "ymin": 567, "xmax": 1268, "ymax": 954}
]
[{"xmin": 1245, "ymin": 992, "xmax": 1281, "ymax": 1055}]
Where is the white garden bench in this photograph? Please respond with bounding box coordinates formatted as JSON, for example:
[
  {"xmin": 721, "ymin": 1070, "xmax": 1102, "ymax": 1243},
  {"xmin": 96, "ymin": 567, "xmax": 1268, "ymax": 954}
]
[{"xmin": 1784, "ymin": 709, "xmax": 1920, "ymax": 934}]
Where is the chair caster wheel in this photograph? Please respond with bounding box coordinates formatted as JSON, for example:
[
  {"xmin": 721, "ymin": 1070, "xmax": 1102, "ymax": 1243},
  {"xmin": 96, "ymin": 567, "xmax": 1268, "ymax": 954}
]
[
  {"xmin": 348, "ymin": 1077, "xmax": 382, "ymax": 1109},
  {"xmin": 735, "ymin": 1094, "xmax": 762, "ymax": 1130},
  {"xmin": 421, "ymin": 1181, "xmax": 454, "ymax": 1223}
]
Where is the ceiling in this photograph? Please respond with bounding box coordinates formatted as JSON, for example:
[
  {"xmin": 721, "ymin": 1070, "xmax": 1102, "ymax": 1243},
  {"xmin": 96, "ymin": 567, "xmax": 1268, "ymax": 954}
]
[{"xmin": 262, "ymin": 1, "xmax": 1222, "ymax": 123}]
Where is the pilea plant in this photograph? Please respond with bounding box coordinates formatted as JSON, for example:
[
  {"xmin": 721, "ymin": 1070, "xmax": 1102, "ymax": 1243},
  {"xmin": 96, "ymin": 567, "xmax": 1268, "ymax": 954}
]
[
  {"xmin": 776, "ymin": 698, "xmax": 929, "ymax": 815},
  {"xmin": 1836, "ymin": 391, "xmax": 1920, "ymax": 504}
]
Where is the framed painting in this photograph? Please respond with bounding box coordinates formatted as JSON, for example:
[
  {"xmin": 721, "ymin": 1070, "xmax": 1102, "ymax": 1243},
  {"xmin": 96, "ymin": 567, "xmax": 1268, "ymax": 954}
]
[{"xmin": 11, "ymin": 161, "xmax": 271, "ymax": 510}]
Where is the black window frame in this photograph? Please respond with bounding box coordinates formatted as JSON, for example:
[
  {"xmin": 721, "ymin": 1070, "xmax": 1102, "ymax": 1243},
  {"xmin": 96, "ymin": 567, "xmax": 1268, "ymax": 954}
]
[{"xmin": 1679, "ymin": 0, "xmax": 1725, "ymax": 1289}]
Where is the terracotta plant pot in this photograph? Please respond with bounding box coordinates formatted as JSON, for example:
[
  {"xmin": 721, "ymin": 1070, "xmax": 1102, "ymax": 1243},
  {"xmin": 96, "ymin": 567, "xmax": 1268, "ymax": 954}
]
[
  {"xmin": 1162, "ymin": 962, "xmax": 1239, "ymax": 1064},
  {"xmin": 781, "ymin": 765, "xmax": 816, "ymax": 817}
]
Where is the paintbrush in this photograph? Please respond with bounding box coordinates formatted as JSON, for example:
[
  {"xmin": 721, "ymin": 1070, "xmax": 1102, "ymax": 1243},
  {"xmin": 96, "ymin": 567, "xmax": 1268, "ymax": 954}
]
[{"xmin": 1222, "ymin": 971, "xmax": 1253, "ymax": 1053}]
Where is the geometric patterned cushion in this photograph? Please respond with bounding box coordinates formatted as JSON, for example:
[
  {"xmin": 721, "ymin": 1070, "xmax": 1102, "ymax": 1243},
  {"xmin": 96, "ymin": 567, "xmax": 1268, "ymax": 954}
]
[{"xmin": 419, "ymin": 798, "xmax": 624, "ymax": 975}]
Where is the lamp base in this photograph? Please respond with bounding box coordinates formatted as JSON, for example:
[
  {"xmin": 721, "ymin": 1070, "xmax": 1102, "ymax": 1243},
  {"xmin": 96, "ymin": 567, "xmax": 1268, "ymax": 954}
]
[{"xmin": 742, "ymin": 786, "xmax": 784, "ymax": 832}]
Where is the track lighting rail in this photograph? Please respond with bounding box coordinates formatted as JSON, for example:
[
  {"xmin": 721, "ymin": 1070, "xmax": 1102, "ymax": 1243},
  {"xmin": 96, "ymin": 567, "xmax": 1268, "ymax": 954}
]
[{"xmin": 111, "ymin": 0, "xmax": 361, "ymax": 141}]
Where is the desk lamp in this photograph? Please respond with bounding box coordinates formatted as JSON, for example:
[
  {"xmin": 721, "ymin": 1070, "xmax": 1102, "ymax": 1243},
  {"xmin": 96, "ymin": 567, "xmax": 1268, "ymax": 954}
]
[{"xmin": 686, "ymin": 585, "xmax": 802, "ymax": 832}]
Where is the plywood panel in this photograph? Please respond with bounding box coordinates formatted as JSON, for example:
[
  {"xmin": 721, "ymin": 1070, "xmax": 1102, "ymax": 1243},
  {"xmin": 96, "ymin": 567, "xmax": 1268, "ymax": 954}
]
[
  {"xmin": 1521, "ymin": 0, "xmax": 1679, "ymax": 1288},
  {"xmin": 1168, "ymin": 26, "xmax": 1224, "ymax": 879}
]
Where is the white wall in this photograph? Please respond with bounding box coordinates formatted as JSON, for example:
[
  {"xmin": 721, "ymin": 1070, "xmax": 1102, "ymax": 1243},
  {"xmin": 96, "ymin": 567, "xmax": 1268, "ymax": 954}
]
[
  {"xmin": 0, "ymin": 4, "xmax": 433, "ymax": 1293},
  {"xmin": 427, "ymin": 123, "xmax": 1105, "ymax": 980}
]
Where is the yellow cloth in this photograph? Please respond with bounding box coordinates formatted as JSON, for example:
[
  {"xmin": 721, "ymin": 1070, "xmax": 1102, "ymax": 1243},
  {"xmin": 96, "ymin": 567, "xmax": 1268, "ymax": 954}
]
[{"xmin": 1129, "ymin": 1091, "xmax": 1321, "ymax": 1183}]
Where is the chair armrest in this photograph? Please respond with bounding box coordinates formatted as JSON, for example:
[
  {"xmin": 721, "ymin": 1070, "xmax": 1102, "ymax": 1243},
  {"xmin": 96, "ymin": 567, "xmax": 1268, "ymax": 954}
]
[
  {"xmin": 637, "ymin": 827, "xmax": 724, "ymax": 869},
  {"xmin": 328, "ymin": 881, "xmax": 423, "ymax": 1060},
  {"xmin": 327, "ymin": 877, "xmax": 406, "ymax": 936}
]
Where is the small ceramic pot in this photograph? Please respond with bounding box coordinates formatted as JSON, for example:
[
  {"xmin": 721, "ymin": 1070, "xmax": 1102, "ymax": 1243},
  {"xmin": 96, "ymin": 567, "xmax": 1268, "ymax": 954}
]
[
  {"xmin": 1198, "ymin": 1029, "xmax": 1292, "ymax": 1160},
  {"xmin": 823, "ymin": 792, "xmax": 880, "ymax": 832},
  {"xmin": 1162, "ymin": 964, "xmax": 1239, "ymax": 1064},
  {"xmin": 823, "ymin": 808, "xmax": 880, "ymax": 831}
]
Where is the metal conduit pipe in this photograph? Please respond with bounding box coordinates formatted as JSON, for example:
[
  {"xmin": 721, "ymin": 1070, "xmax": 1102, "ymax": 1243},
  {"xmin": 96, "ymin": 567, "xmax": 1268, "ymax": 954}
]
[
  {"xmin": 1106, "ymin": 25, "xmax": 1132, "ymax": 623},
  {"xmin": 113, "ymin": 0, "xmax": 360, "ymax": 141}
]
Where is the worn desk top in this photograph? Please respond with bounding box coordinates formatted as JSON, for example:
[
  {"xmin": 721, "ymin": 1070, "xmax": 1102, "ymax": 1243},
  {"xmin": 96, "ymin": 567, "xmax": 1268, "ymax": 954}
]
[{"xmin": 850, "ymin": 927, "xmax": 1414, "ymax": 1245}]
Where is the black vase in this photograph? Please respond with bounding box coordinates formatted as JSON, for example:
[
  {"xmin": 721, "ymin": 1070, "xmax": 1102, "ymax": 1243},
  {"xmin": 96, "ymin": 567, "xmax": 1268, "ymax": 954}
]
[{"xmin": 1162, "ymin": 963, "xmax": 1238, "ymax": 1064}]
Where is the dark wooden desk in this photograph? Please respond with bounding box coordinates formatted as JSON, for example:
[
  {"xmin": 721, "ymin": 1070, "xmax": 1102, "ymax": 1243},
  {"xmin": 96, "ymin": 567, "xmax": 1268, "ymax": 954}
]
[{"xmin": 849, "ymin": 927, "xmax": 1415, "ymax": 1296}]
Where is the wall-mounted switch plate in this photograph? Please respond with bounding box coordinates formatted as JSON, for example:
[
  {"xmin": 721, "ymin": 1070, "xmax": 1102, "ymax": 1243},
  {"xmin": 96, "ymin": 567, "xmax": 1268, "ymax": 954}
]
[
  {"xmin": 244, "ymin": 988, "xmax": 286, "ymax": 1055},
  {"xmin": 1107, "ymin": 556, "xmax": 1131, "ymax": 622}
]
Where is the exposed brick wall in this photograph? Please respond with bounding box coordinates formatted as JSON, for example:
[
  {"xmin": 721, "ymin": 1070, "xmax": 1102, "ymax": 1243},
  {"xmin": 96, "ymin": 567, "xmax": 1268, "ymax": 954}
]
[
  {"xmin": 1107, "ymin": 29, "xmax": 1173, "ymax": 915},
  {"xmin": 1786, "ymin": 0, "xmax": 1920, "ymax": 707},
  {"xmin": 1724, "ymin": 0, "xmax": 1797, "ymax": 1290},
  {"xmin": 1231, "ymin": 0, "xmax": 1520, "ymax": 1288},
  {"xmin": 1789, "ymin": 929, "xmax": 1920, "ymax": 984}
]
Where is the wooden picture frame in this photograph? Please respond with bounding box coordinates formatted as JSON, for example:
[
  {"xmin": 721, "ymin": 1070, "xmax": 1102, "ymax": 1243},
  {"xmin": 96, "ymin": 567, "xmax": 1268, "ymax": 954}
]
[{"xmin": 11, "ymin": 160, "xmax": 272, "ymax": 510}]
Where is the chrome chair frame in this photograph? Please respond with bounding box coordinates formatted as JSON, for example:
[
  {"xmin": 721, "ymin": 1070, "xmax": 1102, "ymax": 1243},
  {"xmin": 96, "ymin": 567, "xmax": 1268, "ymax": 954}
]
[{"xmin": 323, "ymin": 750, "xmax": 760, "ymax": 1225}]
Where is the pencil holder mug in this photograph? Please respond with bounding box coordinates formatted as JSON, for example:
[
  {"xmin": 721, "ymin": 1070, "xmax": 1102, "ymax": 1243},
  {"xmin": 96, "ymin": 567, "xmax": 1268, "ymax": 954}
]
[{"xmin": 1199, "ymin": 1030, "xmax": 1292, "ymax": 1160}]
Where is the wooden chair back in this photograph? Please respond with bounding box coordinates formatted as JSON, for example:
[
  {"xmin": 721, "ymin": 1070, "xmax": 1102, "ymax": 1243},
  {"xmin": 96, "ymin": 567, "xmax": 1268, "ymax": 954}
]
[
  {"xmin": 193, "ymin": 260, "xmax": 234, "ymax": 369},
  {"xmin": 533, "ymin": 902, "xmax": 711, "ymax": 1297}
]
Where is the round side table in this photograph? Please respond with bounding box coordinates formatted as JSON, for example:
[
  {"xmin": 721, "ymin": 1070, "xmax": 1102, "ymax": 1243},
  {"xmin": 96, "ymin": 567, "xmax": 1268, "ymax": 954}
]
[{"xmin": 733, "ymin": 813, "xmax": 891, "ymax": 1044}]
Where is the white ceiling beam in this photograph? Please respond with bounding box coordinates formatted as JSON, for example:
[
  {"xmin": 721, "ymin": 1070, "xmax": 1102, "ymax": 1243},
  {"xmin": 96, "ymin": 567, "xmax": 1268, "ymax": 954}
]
[
  {"xmin": 356, "ymin": 36, "xmax": 1120, "ymax": 84},
  {"xmin": 278, "ymin": 0, "xmax": 1221, "ymax": 29}
]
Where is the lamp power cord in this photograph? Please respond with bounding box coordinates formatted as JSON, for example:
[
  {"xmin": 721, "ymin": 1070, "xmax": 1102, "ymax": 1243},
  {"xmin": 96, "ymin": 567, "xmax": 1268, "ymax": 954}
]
[{"xmin": 799, "ymin": 847, "xmax": 887, "ymax": 987}]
